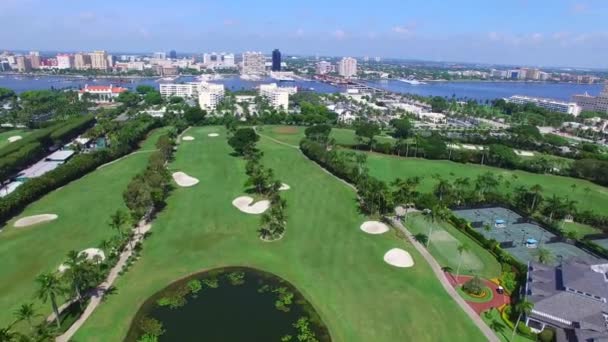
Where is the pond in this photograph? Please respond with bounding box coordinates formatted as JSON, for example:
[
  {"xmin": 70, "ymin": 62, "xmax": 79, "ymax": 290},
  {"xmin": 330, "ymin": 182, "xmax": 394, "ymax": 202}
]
[{"xmin": 125, "ymin": 267, "xmax": 331, "ymax": 342}]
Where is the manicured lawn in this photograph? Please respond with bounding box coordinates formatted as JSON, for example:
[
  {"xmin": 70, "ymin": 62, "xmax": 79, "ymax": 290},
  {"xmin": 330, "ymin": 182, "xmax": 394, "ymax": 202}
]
[
  {"xmin": 561, "ymin": 221, "xmax": 601, "ymax": 237},
  {"xmin": 0, "ymin": 129, "xmax": 34, "ymax": 149},
  {"xmin": 73, "ymin": 126, "xmax": 486, "ymax": 342},
  {"xmin": 482, "ymin": 308, "xmax": 535, "ymax": 342},
  {"xmin": 258, "ymin": 125, "xmax": 395, "ymax": 146},
  {"xmin": 405, "ymin": 213, "xmax": 502, "ymax": 279},
  {"xmin": 365, "ymin": 153, "xmax": 608, "ymax": 217},
  {"xmin": 0, "ymin": 128, "xmax": 167, "ymax": 329}
]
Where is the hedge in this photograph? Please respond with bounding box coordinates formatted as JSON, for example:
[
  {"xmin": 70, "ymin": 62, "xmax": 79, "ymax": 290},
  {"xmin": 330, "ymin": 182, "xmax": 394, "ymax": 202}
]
[{"xmin": 0, "ymin": 117, "xmax": 161, "ymax": 225}]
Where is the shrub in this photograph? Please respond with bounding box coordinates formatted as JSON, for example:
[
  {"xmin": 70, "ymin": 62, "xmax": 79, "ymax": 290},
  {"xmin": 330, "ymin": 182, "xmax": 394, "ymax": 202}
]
[
  {"xmin": 538, "ymin": 328, "xmax": 555, "ymax": 342},
  {"xmin": 462, "ymin": 276, "xmax": 484, "ymax": 296}
]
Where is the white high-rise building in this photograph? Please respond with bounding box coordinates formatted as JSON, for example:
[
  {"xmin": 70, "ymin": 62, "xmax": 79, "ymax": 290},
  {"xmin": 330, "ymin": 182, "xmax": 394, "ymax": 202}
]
[
  {"xmin": 242, "ymin": 52, "xmax": 266, "ymax": 75},
  {"xmin": 506, "ymin": 95, "xmax": 581, "ymax": 116},
  {"xmin": 338, "ymin": 57, "xmax": 357, "ymax": 78},
  {"xmin": 316, "ymin": 61, "xmax": 333, "ymax": 75},
  {"xmin": 56, "ymin": 54, "xmax": 74, "ymax": 69},
  {"xmin": 90, "ymin": 50, "xmax": 108, "ymax": 70},
  {"xmin": 159, "ymin": 82, "xmax": 200, "ymax": 98},
  {"xmin": 203, "ymin": 52, "xmax": 235, "ymax": 69},
  {"xmin": 259, "ymin": 83, "xmax": 297, "ymax": 110},
  {"xmin": 198, "ymin": 83, "xmax": 225, "ymax": 110},
  {"xmin": 153, "ymin": 52, "xmax": 166, "ymax": 60}
]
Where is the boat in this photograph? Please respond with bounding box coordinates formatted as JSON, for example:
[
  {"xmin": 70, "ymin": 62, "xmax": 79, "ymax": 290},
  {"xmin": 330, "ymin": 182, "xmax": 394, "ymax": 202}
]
[{"xmin": 398, "ymin": 78, "xmax": 426, "ymax": 85}]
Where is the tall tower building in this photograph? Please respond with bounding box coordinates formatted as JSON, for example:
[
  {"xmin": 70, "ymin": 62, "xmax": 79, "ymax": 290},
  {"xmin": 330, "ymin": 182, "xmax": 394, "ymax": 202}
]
[
  {"xmin": 241, "ymin": 52, "xmax": 266, "ymax": 75},
  {"xmin": 272, "ymin": 49, "xmax": 281, "ymax": 72},
  {"xmin": 338, "ymin": 57, "xmax": 357, "ymax": 78},
  {"xmin": 74, "ymin": 53, "xmax": 91, "ymax": 70},
  {"xmin": 169, "ymin": 50, "xmax": 177, "ymax": 59},
  {"xmin": 28, "ymin": 51, "xmax": 41, "ymax": 69},
  {"xmin": 90, "ymin": 50, "xmax": 109, "ymax": 70}
]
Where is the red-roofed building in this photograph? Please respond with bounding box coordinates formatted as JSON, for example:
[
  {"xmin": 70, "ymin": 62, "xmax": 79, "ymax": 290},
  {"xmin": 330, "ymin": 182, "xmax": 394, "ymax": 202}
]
[{"xmin": 78, "ymin": 84, "xmax": 128, "ymax": 103}]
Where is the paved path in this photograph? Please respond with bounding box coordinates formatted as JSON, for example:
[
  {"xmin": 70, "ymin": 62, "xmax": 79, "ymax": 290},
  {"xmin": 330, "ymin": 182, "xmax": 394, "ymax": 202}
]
[
  {"xmin": 56, "ymin": 221, "xmax": 152, "ymax": 342},
  {"xmin": 390, "ymin": 218, "xmax": 500, "ymax": 342},
  {"xmin": 259, "ymin": 129, "xmax": 500, "ymax": 342},
  {"xmin": 446, "ymin": 273, "xmax": 511, "ymax": 315}
]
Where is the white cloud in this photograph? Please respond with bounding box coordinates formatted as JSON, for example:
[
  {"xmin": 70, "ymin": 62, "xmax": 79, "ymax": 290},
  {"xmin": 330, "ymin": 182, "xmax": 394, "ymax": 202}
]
[{"xmin": 332, "ymin": 29, "xmax": 346, "ymax": 40}]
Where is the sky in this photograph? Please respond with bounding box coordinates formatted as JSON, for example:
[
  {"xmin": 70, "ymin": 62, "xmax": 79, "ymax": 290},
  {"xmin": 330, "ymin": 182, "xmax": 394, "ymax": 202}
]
[{"xmin": 2, "ymin": 0, "xmax": 608, "ymax": 68}]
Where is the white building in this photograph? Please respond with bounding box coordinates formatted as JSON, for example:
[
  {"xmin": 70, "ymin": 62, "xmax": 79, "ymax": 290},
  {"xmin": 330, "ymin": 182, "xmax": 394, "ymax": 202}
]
[
  {"xmin": 56, "ymin": 54, "xmax": 73, "ymax": 69},
  {"xmin": 572, "ymin": 85, "xmax": 608, "ymax": 114},
  {"xmin": 78, "ymin": 84, "xmax": 128, "ymax": 103},
  {"xmin": 159, "ymin": 82, "xmax": 200, "ymax": 98},
  {"xmin": 198, "ymin": 83, "xmax": 225, "ymax": 110},
  {"xmin": 153, "ymin": 52, "xmax": 166, "ymax": 60},
  {"xmin": 259, "ymin": 83, "xmax": 297, "ymax": 110},
  {"xmin": 338, "ymin": 57, "xmax": 357, "ymax": 78},
  {"xmin": 90, "ymin": 50, "xmax": 108, "ymax": 70},
  {"xmin": 506, "ymin": 95, "xmax": 582, "ymax": 116},
  {"xmin": 418, "ymin": 112, "xmax": 447, "ymax": 124},
  {"xmin": 242, "ymin": 52, "xmax": 266, "ymax": 75},
  {"xmin": 316, "ymin": 61, "xmax": 334, "ymax": 75},
  {"xmin": 203, "ymin": 52, "xmax": 235, "ymax": 69}
]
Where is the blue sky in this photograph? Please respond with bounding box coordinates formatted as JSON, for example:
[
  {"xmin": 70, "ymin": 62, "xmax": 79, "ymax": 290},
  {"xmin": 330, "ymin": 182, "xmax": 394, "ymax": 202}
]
[{"xmin": 2, "ymin": 0, "xmax": 607, "ymax": 68}]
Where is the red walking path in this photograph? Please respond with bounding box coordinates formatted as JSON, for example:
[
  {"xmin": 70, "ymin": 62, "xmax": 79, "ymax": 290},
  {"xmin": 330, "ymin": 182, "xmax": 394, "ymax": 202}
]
[{"xmin": 446, "ymin": 273, "xmax": 511, "ymax": 314}]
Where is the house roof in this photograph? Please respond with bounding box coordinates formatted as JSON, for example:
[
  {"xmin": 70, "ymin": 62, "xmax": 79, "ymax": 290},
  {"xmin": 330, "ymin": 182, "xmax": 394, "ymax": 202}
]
[{"xmin": 79, "ymin": 85, "xmax": 128, "ymax": 93}]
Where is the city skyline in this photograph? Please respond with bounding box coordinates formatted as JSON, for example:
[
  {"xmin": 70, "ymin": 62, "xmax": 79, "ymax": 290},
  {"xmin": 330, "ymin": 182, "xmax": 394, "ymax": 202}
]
[{"xmin": 1, "ymin": 0, "xmax": 607, "ymax": 68}]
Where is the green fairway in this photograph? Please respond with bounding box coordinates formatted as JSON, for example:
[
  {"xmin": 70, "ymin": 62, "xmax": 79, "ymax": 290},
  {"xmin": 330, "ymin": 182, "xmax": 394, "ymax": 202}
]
[
  {"xmin": 365, "ymin": 153, "xmax": 608, "ymax": 217},
  {"xmin": 0, "ymin": 128, "xmax": 167, "ymax": 328},
  {"xmin": 73, "ymin": 126, "xmax": 486, "ymax": 342},
  {"xmin": 405, "ymin": 213, "xmax": 502, "ymax": 279},
  {"xmin": 258, "ymin": 125, "xmax": 395, "ymax": 147},
  {"xmin": 0, "ymin": 129, "xmax": 34, "ymax": 148}
]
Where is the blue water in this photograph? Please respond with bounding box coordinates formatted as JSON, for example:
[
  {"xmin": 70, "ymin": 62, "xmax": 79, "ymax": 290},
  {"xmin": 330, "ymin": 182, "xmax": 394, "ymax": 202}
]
[
  {"xmin": 0, "ymin": 74, "xmax": 602, "ymax": 101},
  {"xmin": 367, "ymin": 79, "xmax": 603, "ymax": 101}
]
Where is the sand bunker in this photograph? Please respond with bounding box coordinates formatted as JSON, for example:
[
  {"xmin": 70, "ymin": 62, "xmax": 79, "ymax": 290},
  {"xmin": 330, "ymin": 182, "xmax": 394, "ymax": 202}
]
[
  {"xmin": 182, "ymin": 136, "xmax": 195, "ymax": 141},
  {"xmin": 14, "ymin": 214, "xmax": 58, "ymax": 228},
  {"xmin": 172, "ymin": 172, "xmax": 199, "ymax": 187},
  {"xmin": 514, "ymin": 149, "xmax": 535, "ymax": 157},
  {"xmin": 384, "ymin": 248, "xmax": 414, "ymax": 268},
  {"xmin": 232, "ymin": 196, "xmax": 270, "ymax": 214},
  {"xmin": 8, "ymin": 136, "xmax": 22, "ymax": 143},
  {"xmin": 79, "ymin": 248, "xmax": 106, "ymax": 262},
  {"xmin": 279, "ymin": 183, "xmax": 291, "ymax": 191},
  {"xmin": 208, "ymin": 133, "xmax": 219, "ymax": 137},
  {"xmin": 58, "ymin": 264, "xmax": 70, "ymax": 273},
  {"xmin": 360, "ymin": 221, "xmax": 390, "ymax": 235}
]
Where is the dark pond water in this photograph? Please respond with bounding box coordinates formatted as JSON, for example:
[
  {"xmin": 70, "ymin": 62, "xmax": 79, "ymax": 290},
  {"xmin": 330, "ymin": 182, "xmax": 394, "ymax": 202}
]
[{"xmin": 125, "ymin": 267, "xmax": 330, "ymax": 342}]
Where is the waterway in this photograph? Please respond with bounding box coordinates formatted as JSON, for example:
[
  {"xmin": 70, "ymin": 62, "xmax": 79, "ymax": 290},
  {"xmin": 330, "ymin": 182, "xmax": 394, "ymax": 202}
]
[{"xmin": 0, "ymin": 73, "xmax": 602, "ymax": 101}]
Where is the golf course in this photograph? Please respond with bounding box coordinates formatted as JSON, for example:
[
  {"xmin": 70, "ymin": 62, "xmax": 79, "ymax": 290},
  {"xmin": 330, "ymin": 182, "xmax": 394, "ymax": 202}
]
[
  {"xmin": 0, "ymin": 128, "xmax": 168, "ymax": 328},
  {"xmin": 69, "ymin": 126, "xmax": 487, "ymax": 341}
]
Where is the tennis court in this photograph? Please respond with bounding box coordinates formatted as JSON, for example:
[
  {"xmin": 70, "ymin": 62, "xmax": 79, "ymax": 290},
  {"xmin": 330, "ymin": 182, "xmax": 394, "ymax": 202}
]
[{"xmin": 454, "ymin": 207, "xmax": 601, "ymax": 265}]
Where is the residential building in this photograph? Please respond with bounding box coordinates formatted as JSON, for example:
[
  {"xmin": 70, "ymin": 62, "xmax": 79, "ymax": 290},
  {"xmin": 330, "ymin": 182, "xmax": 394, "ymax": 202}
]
[
  {"xmin": 15, "ymin": 56, "xmax": 31, "ymax": 72},
  {"xmin": 159, "ymin": 82, "xmax": 200, "ymax": 98},
  {"xmin": 272, "ymin": 49, "xmax": 281, "ymax": 72},
  {"xmin": 316, "ymin": 61, "xmax": 334, "ymax": 75},
  {"xmin": 198, "ymin": 82, "xmax": 225, "ymax": 110},
  {"xmin": 153, "ymin": 52, "xmax": 166, "ymax": 60},
  {"xmin": 525, "ymin": 261, "xmax": 608, "ymax": 340},
  {"xmin": 74, "ymin": 53, "xmax": 91, "ymax": 70},
  {"xmin": 56, "ymin": 54, "xmax": 73, "ymax": 69},
  {"xmin": 90, "ymin": 50, "xmax": 109, "ymax": 70},
  {"xmin": 203, "ymin": 52, "xmax": 235, "ymax": 69},
  {"xmin": 571, "ymin": 85, "xmax": 608, "ymax": 114},
  {"xmin": 107, "ymin": 54, "xmax": 114, "ymax": 69},
  {"xmin": 506, "ymin": 95, "xmax": 581, "ymax": 116},
  {"xmin": 78, "ymin": 84, "xmax": 128, "ymax": 103},
  {"xmin": 169, "ymin": 50, "xmax": 177, "ymax": 59},
  {"xmin": 338, "ymin": 57, "xmax": 357, "ymax": 78},
  {"xmin": 29, "ymin": 51, "xmax": 41, "ymax": 69},
  {"xmin": 259, "ymin": 83, "xmax": 297, "ymax": 110},
  {"xmin": 242, "ymin": 52, "xmax": 266, "ymax": 75}
]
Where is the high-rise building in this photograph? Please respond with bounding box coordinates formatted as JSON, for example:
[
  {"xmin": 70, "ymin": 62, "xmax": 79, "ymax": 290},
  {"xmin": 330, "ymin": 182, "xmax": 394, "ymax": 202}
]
[
  {"xmin": 74, "ymin": 53, "xmax": 91, "ymax": 70},
  {"xmin": 241, "ymin": 52, "xmax": 265, "ymax": 75},
  {"xmin": 316, "ymin": 61, "xmax": 334, "ymax": 75},
  {"xmin": 506, "ymin": 95, "xmax": 581, "ymax": 116},
  {"xmin": 198, "ymin": 82, "xmax": 225, "ymax": 110},
  {"xmin": 338, "ymin": 57, "xmax": 357, "ymax": 78},
  {"xmin": 28, "ymin": 51, "xmax": 41, "ymax": 69},
  {"xmin": 153, "ymin": 52, "xmax": 166, "ymax": 60},
  {"xmin": 259, "ymin": 83, "xmax": 297, "ymax": 110},
  {"xmin": 90, "ymin": 50, "xmax": 108, "ymax": 70},
  {"xmin": 203, "ymin": 52, "xmax": 235, "ymax": 69},
  {"xmin": 56, "ymin": 54, "xmax": 74, "ymax": 69},
  {"xmin": 15, "ymin": 56, "xmax": 31, "ymax": 72},
  {"xmin": 272, "ymin": 49, "xmax": 281, "ymax": 72},
  {"xmin": 106, "ymin": 54, "xmax": 115, "ymax": 69},
  {"xmin": 571, "ymin": 84, "xmax": 608, "ymax": 114},
  {"xmin": 169, "ymin": 50, "xmax": 177, "ymax": 59}
]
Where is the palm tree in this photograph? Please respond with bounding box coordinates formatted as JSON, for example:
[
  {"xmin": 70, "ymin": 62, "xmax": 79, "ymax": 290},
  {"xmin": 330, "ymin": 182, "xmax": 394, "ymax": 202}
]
[
  {"xmin": 14, "ymin": 303, "xmax": 37, "ymax": 332},
  {"xmin": 423, "ymin": 207, "xmax": 439, "ymax": 247},
  {"xmin": 0, "ymin": 326, "xmax": 17, "ymax": 342},
  {"xmin": 512, "ymin": 300, "xmax": 534, "ymax": 341},
  {"xmin": 108, "ymin": 209, "xmax": 130, "ymax": 238},
  {"xmin": 434, "ymin": 178, "xmax": 452, "ymax": 203},
  {"xmin": 529, "ymin": 184, "xmax": 543, "ymax": 212},
  {"xmin": 536, "ymin": 247, "xmax": 553, "ymax": 265},
  {"xmin": 455, "ymin": 243, "xmax": 470, "ymax": 278},
  {"xmin": 63, "ymin": 250, "xmax": 87, "ymax": 303},
  {"xmin": 35, "ymin": 272, "xmax": 63, "ymax": 328}
]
